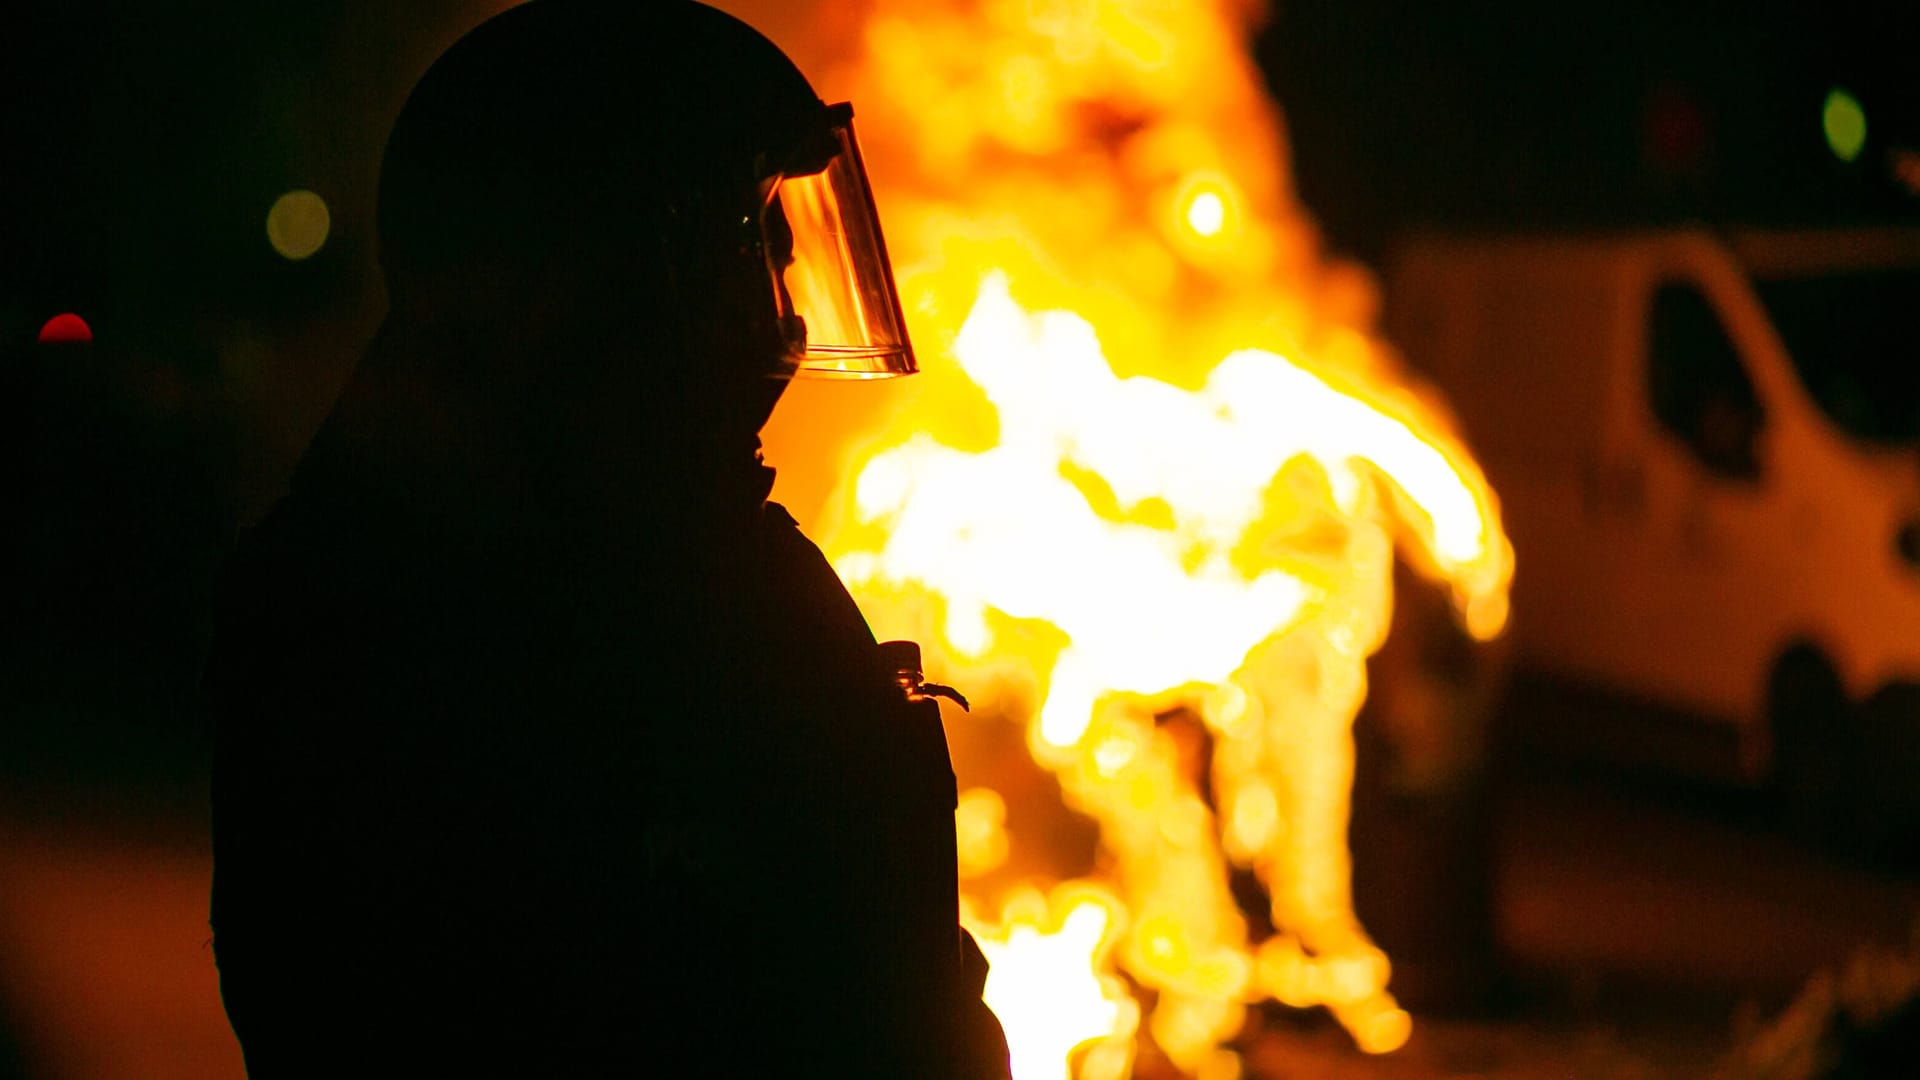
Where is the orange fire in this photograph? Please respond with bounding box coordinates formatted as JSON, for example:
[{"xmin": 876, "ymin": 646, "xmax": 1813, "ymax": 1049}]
[{"xmin": 738, "ymin": 0, "xmax": 1514, "ymax": 1075}]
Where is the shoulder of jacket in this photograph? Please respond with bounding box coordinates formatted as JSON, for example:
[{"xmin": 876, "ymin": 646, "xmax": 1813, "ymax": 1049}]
[
  {"xmin": 756, "ymin": 501, "xmax": 878, "ymax": 646},
  {"xmin": 758, "ymin": 501, "xmax": 837, "ymax": 570}
]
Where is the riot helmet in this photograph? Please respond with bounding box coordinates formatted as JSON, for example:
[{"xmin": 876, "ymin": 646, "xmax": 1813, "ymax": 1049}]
[{"xmin": 376, "ymin": 0, "xmax": 916, "ymax": 383}]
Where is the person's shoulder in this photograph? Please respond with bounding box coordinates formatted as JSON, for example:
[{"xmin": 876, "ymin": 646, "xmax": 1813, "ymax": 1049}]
[
  {"xmin": 758, "ymin": 499, "xmax": 836, "ymax": 575},
  {"xmin": 757, "ymin": 501, "xmax": 877, "ymax": 644}
]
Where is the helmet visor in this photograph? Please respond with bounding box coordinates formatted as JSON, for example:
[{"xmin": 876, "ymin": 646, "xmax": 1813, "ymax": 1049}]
[{"xmin": 764, "ymin": 109, "xmax": 916, "ymax": 379}]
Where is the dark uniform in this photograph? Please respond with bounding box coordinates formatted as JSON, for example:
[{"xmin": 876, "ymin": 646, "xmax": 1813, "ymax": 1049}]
[
  {"xmin": 205, "ymin": 2, "xmax": 1009, "ymax": 1075},
  {"xmin": 207, "ymin": 451, "xmax": 998, "ymax": 1075}
]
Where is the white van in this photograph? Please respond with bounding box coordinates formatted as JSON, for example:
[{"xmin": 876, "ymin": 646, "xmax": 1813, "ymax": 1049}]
[{"xmin": 1385, "ymin": 226, "xmax": 1920, "ymax": 810}]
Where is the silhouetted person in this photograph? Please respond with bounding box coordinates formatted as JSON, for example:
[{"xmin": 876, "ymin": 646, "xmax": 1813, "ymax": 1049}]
[{"xmin": 204, "ymin": 3, "xmax": 1010, "ymax": 1075}]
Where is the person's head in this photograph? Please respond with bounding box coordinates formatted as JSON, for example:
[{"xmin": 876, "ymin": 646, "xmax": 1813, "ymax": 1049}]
[{"xmin": 375, "ymin": 0, "xmax": 914, "ymax": 455}]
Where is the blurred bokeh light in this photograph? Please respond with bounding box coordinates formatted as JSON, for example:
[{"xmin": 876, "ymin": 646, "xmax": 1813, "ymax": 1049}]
[
  {"xmin": 1184, "ymin": 190, "xmax": 1226, "ymax": 238},
  {"xmin": 265, "ymin": 189, "xmax": 331, "ymax": 260},
  {"xmin": 36, "ymin": 312, "xmax": 92, "ymax": 344},
  {"xmin": 1823, "ymin": 86, "xmax": 1868, "ymax": 163}
]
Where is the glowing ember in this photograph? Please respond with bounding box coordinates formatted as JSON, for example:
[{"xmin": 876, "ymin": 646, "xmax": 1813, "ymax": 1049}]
[{"xmin": 742, "ymin": 0, "xmax": 1514, "ymax": 1075}]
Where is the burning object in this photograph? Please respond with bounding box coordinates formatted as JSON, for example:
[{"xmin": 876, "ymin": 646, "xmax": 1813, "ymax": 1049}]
[
  {"xmin": 830, "ymin": 270, "xmax": 1506, "ymax": 1073},
  {"xmin": 743, "ymin": 0, "xmax": 1514, "ymax": 1074}
]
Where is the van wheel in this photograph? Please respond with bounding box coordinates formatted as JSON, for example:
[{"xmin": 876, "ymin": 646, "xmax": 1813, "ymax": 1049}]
[{"xmin": 1767, "ymin": 649, "xmax": 1865, "ymax": 852}]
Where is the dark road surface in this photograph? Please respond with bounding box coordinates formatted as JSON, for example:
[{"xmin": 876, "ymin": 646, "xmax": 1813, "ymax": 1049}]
[{"xmin": 2, "ymin": 747, "xmax": 1915, "ymax": 1078}]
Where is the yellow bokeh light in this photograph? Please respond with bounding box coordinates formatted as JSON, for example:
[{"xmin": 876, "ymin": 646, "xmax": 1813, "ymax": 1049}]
[
  {"xmin": 955, "ymin": 786, "xmax": 1012, "ymax": 878},
  {"xmin": 1185, "ymin": 191, "xmax": 1226, "ymax": 237},
  {"xmin": 266, "ymin": 189, "xmax": 331, "ymax": 260}
]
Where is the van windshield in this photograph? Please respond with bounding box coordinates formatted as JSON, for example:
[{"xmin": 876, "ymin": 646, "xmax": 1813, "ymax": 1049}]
[{"xmin": 1756, "ymin": 268, "xmax": 1920, "ymax": 444}]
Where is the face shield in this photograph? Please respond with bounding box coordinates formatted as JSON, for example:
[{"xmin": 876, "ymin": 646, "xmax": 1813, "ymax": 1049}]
[{"xmin": 758, "ymin": 103, "xmax": 917, "ymax": 379}]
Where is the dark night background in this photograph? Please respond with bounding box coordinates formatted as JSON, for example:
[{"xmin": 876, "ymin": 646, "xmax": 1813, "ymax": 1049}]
[
  {"xmin": 2, "ymin": 0, "xmax": 1918, "ymax": 1076},
  {"xmin": 1263, "ymin": 0, "xmax": 1920, "ymax": 260}
]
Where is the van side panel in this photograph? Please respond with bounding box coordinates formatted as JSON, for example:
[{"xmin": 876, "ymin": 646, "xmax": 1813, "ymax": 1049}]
[{"xmin": 1391, "ymin": 240, "xmax": 1680, "ymax": 705}]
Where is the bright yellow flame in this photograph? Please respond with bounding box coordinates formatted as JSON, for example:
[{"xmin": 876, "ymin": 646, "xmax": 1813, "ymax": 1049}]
[
  {"xmin": 266, "ymin": 189, "xmax": 330, "ymax": 260},
  {"xmin": 971, "ymin": 887, "xmax": 1139, "ymax": 1080},
  {"xmin": 834, "ymin": 273, "xmax": 1503, "ymax": 1065},
  {"xmin": 1185, "ymin": 191, "xmax": 1226, "ymax": 237},
  {"xmin": 741, "ymin": 0, "xmax": 1515, "ymax": 1074}
]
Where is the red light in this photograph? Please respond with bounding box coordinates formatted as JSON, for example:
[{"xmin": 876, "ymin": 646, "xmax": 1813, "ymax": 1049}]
[{"xmin": 38, "ymin": 313, "xmax": 93, "ymax": 344}]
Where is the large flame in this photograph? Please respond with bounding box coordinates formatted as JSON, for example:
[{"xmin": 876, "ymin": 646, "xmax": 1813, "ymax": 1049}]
[{"xmin": 737, "ymin": 0, "xmax": 1514, "ymax": 1075}]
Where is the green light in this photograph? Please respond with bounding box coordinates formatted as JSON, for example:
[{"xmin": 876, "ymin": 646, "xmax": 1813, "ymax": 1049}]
[{"xmin": 1823, "ymin": 87, "xmax": 1867, "ymax": 163}]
